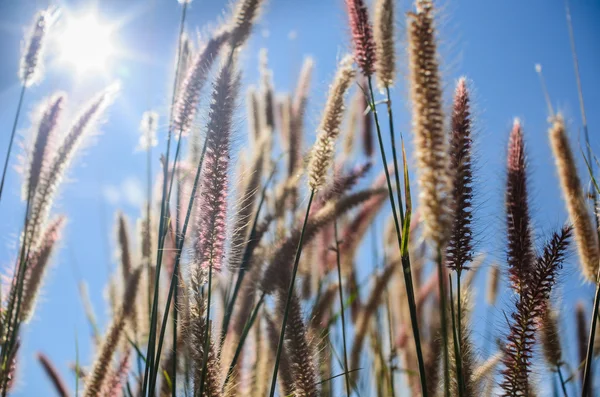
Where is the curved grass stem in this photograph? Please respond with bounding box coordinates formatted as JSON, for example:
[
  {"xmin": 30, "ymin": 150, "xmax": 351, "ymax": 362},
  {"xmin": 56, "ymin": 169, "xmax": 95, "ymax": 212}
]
[{"xmin": 0, "ymin": 84, "xmax": 27, "ymax": 202}]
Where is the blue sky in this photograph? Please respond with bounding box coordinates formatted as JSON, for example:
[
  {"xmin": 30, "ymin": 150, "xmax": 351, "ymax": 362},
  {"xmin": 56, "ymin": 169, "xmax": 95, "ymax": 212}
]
[{"xmin": 0, "ymin": 0, "xmax": 599, "ymax": 395}]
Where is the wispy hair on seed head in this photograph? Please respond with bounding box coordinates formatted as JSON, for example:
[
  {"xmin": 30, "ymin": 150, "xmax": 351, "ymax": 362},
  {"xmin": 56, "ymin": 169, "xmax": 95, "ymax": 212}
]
[
  {"xmin": 408, "ymin": 0, "xmax": 452, "ymax": 247},
  {"xmin": 20, "ymin": 8, "xmax": 56, "ymax": 86},
  {"xmin": 307, "ymin": 55, "xmax": 355, "ymax": 191},
  {"xmin": 374, "ymin": 0, "xmax": 395, "ymax": 89}
]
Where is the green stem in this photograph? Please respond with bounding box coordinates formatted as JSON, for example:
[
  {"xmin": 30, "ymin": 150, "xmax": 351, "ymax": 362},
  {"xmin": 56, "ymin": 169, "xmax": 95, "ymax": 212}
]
[
  {"xmin": 367, "ymin": 76, "xmax": 428, "ymax": 396},
  {"xmin": 384, "ymin": 86, "xmax": 404, "ymax": 227},
  {"xmin": 198, "ymin": 258, "xmax": 214, "ymax": 397},
  {"xmin": 449, "ymin": 274, "xmax": 464, "ymax": 397},
  {"xmin": 334, "ymin": 216, "xmax": 351, "ymax": 396},
  {"xmin": 149, "ymin": 136, "xmax": 208, "ymax": 393},
  {"xmin": 268, "ymin": 189, "xmax": 315, "ymax": 397},
  {"xmin": 142, "ymin": 3, "xmax": 188, "ymax": 394},
  {"xmin": 436, "ymin": 249, "xmax": 449, "ymax": 397},
  {"xmin": 581, "ymin": 277, "xmax": 600, "ymax": 397},
  {"xmin": 557, "ymin": 364, "xmax": 569, "ymax": 397},
  {"xmin": 0, "ymin": 84, "xmax": 26, "ymax": 202},
  {"xmin": 222, "ymin": 293, "xmax": 265, "ymax": 390}
]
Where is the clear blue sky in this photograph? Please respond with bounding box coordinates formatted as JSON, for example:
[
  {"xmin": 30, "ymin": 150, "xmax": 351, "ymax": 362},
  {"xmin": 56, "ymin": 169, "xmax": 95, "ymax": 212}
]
[{"xmin": 0, "ymin": 0, "xmax": 598, "ymax": 395}]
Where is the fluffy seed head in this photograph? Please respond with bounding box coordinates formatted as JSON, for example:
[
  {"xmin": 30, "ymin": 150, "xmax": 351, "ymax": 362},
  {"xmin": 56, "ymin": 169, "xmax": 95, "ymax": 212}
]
[
  {"xmin": 228, "ymin": 0, "xmax": 264, "ymax": 49},
  {"xmin": 36, "ymin": 353, "xmax": 70, "ymax": 397},
  {"xmin": 192, "ymin": 58, "xmax": 240, "ymax": 285},
  {"xmin": 408, "ymin": 0, "xmax": 452, "ymax": 247},
  {"xmin": 549, "ymin": 115, "xmax": 599, "ymax": 282},
  {"xmin": 20, "ymin": 216, "xmax": 65, "ymax": 322},
  {"xmin": 138, "ymin": 111, "xmax": 159, "ymax": 150},
  {"xmin": 172, "ymin": 29, "xmax": 230, "ymax": 137},
  {"xmin": 445, "ymin": 77, "xmax": 474, "ymax": 272},
  {"xmin": 345, "ymin": 0, "xmax": 376, "ymax": 76},
  {"xmin": 374, "ymin": 0, "xmax": 396, "ymax": 88},
  {"xmin": 27, "ymin": 84, "xmax": 118, "ymax": 248},
  {"xmin": 308, "ymin": 55, "xmax": 356, "ymax": 190},
  {"xmin": 23, "ymin": 93, "xmax": 65, "ymax": 201},
  {"xmin": 505, "ymin": 119, "xmax": 535, "ymax": 293},
  {"xmin": 20, "ymin": 9, "xmax": 54, "ymax": 86}
]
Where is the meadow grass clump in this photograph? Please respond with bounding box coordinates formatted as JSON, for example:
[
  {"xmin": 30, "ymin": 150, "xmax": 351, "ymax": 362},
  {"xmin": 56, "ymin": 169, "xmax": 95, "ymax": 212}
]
[{"xmin": 2, "ymin": 0, "xmax": 600, "ymax": 396}]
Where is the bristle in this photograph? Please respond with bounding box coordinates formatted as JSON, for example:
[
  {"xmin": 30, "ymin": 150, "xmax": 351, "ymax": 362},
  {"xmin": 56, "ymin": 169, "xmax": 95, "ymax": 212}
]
[
  {"xmin": 505, "ymin": 120, "xmax": 535, "ymax": 294},
  {"xmin": 548, "ymin": 115, "xmax": 599, "ymax": 282},
  {"xmin": 175, "ymin": 32, "xmax": 195, "ymax": 96},
  {"xmin": 500, "ymin": 226, "xmax": 571, "ymax": 396},
  {"xmin": 115, "ymin": 212, "xmax": 138, "ymax": 337},
  {"xmin": 20, "ymin": 9, "xmax": 53, "ymax": 86},
  {"xmin": 192, "ymin": 58, "xmax": 240, "ymax": 284},
  {"xmin": 138, "ymin": 111, "xmax": 159, "ymax": 151},
  {"xmin": 172, "ymin": 29, "xmax": 230, "ymax": 137},
  {"xmin": 445, "ymin": 78, "xmax": 474, "ymax": 272},
  {"xmin": 23, "ymin": 93, "xmax": 65, "ymax": 201},
  {"xmin": 20, "ymin": 216, "xmax": 65, "ymax": 322},
  {"xmin": 83, "ymin": 268, "xmax": 142, "ymax": 397},
  {"xmin": 345, "ymin": 0, "xmax": 376, "ymax": 76},
  {"xmin": 228, "ymin": 0, "xmax": 264, "ymax": 49},
  {"xmin": 307, "ymin": 55, "xmax": 356, "ymax": 190},
  {"xmin": 407, "ymin": 0, "xmax": 452, "ymax": 247},
  {"xmin": 374, "ymin": 0, "xmax": 395, "ymax": 89},
  {"xmin": 486, "ymin": 263, "xmax": 500, "ymax": 306},
  {"xmin": 37, "ymin": 352, "xmax": 69, "ymax": 397},
  {"xmin": 540, "ymin": 306, "xmax": 562, "ymax": 369},
  {"xmin": 102, "ymin": 350, "xmax": 131, "ymax": 397},
  {"xmin": 289, "ymin": 57, "xmax": 313, "ymax": 179},
  {"xmin": 229, "ymin": 139, "xmax": 265, "ymax": 268},
  {"xmin": 27, "ymin": 84, "xmax": 118, "ymax": 248}
]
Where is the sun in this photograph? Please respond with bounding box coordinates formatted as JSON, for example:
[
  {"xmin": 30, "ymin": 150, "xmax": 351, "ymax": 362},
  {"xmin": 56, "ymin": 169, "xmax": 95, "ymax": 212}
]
[{"xmin": 56, "ymin": 13, "xmax": 116, "ymax": 74}]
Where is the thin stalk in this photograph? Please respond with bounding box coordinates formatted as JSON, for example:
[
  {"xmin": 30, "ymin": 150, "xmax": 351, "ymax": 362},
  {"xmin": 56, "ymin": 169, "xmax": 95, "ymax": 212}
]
[
  {"xmin": 581, "ymin": 275, "xmax": 600, "ymax": 397},
  {"xmin": 367, "ymin": 76, "xmax": 428, "ymax": 396},
  {"xmin": 449, "ymin": 274, "xmax": 464, "ymax": 397},
  {"xmin": 198, "ymin": 257, "xmax": 214, "ymax": 397},
  {"xmin": 385, "ymin": 291, "xmax": 397, "ymax": 397},
  {"xmin": 220, "ymin": 161, "xmax": 279, "ymax": 345},
  {"xmin": 384, "ymin": 86, "xmax": 404, "ymax": 226},
  {"xmin": 268, "ymin": 189, "xmax": 315, "ymax": 397},
  {"xmin": 143, "ymin": 3, "xmax": 188, "ymax": 391},
  {"xmin": 0, "ymin": 84, "xmax": 27, "ymax": 202},
  {"xmin": 565, "ymin": 0, "xmax": 597, "ymax": 223},
  {"xmin": 222, "ymin": 292, "xmax": 265, "ymax": 389},
  {"xmin": 172, "ymin": 268, "xmax": 178, "ymax": 396},
  {"xmin": 557, "ymin": 364, "xmax": 569, "ymax": 397},
  {"xmin": 148, "ymin": 137, "xmax": 208, "ymax": 393},
  {"xmin": 437, "ymin": 249, "xmax": 449, "ymax": 397},
  {"xmin": 334, "ymin": 216, "xmax": 351, "ymax": 396},
  {"xmin": 483, "ymin": 305, "xmax": 494, "ymax": 358}
]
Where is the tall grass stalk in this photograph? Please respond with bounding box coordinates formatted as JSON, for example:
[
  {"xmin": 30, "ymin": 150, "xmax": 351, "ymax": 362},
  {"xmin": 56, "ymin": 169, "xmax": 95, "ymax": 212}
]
[
  {"xmin": 367, "ymin": 75, "xmax": 428, "ymax": 396},
  {"xmin": 0, "ymin": 86, "xmax": 27, "ymax": 202},
  {"xmin": 149, "ymin": 138, "xmax": 208, "ymax": 393},
  {"xmin": 436, "ymin": 249, "xmax": 450, "ymax": 397},
  {"xmin": 334, "ymin": 215, "xmax": 351, "ymax": 396},
  {"xmin": 268, "ymin": 189, "xmax": 315, "ymax": 397},
  {"xmin": 142, "ymin": 2, "xmax": 188, "ymax": 394},
  {"xmin": 449, "ymin": 274, "xmax": 465, "ymax": 396}
]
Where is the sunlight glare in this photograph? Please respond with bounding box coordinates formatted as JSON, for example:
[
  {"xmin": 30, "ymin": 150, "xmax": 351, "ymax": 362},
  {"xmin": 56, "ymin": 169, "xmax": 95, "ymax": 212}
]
[{"xmin": 57, "ymin": 13, "xmax": 115, "ymax": 74}]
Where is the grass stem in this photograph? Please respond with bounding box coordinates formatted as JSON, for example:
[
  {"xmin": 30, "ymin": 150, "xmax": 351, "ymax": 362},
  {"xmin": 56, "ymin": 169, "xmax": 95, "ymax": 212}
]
[
  {"xmin": 366, "ymin": 76, "xmax": 428, "ymax": 396},
  {"xmin": 268, "ymin": 189, "xmax": 315, "ymax": 397},
  {"xmin": 0, "ymin": 84, "xmax": 27, "ymax": 202}
]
